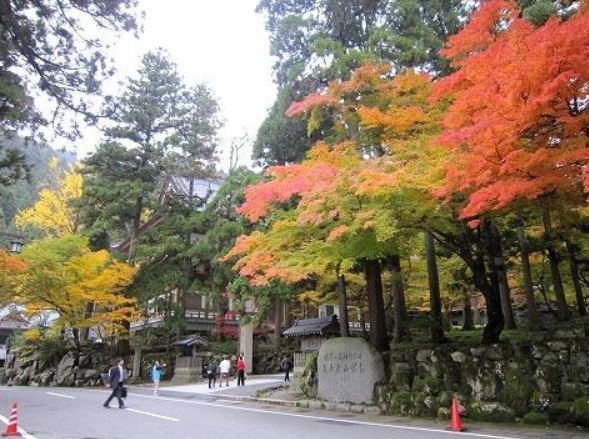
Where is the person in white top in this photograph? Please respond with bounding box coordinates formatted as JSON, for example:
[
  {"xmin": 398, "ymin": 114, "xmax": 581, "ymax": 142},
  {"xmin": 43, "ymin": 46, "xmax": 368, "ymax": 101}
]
[{"xmin": 219, "ymin": 357, "xmax": 231, "ymax": 387}]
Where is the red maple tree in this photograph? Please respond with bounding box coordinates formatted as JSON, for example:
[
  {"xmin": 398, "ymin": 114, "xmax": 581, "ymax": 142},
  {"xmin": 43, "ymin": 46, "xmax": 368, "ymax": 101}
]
[{"xmin": 432, "ymin": 0, "xmax": 589, "ymax": 219}]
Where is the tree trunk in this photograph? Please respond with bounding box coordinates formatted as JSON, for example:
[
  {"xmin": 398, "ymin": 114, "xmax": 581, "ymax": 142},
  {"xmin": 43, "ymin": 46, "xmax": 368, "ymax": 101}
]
[
  {"xmin": 359, "ymin": 310, "xmax": 368, "ymax": 338},
  {"xmin": 358, "ymin": 293, "xmax": 368, "ymax": 338},
  {"xmin": 462, "ymin": 293, "xmax": 475, "ymax": 330},
  {"xmin": 472, "ymin": 253, "xmax": 504, "ymax": 344},
  {"xmin": 127, "ymin": 201, "xmax": 142, "ymax": 265},
  {"xmin": 72, "ymin": 328, "xmax": 81, "ymax": 367},
  {"xmin": 566, "ymin": 241, "xmax": 587, "ymax": 317},
  {"xmin": 399, "ymin": 266, "xmax": 408, "ymax": 321},
  {"xmin": 177, "ymin": 287, "xmax": 186, "ymax": 339},
  {"xmin": 485, "ymin": 219, "xmax": 516, "ymax": 330},
  {"xmin": 116, "ymin": 209, "xmax": 141, "ymax": 357},
  {"xmin": 516, "ymin": 214, "xmax": 539, "ymax": 326},
  {"xmin": 336, "ymin": 273, "xmax": 350, "ymax": 337},
  {"xmin": 284, "ymin": 301, "xmax": 293, "ymax": 328},
  {"xmin": 390, "ymin": 255, "xmax": 408, "ymax": 343},
  {"xmin": 80, "ymin": 302, "xmax": 95, "ymax": 341},
  {"xmin": 442, "ymin": 301, "xmax": 452, "ymax": 331},
  {"xmin": 425, "ymin": 231, "xmax": 445, "ymax": 343},
  {"xmin": 494, "ymin": 255, "xmax": 516, "ymax": 329},
  {"xmin": 542, "ymin": 206, "xmax": 568, "ymax": 320},
  {"xmin": 274, "ymin": 297, "xmax": 282, "ymax": 350},
  {"xmin": 364, "ymin": 259, "xmax": 389, "ymax": 351},
  {"xmin": 165, "ymin": 289, "xmax": 173, "ymax": 356}
]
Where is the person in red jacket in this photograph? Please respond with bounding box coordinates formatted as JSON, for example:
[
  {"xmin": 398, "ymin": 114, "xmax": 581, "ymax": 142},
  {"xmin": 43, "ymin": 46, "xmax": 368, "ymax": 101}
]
[{"xmin": 236, "ymin": 355, "xmax": 246, "ymax": 386}]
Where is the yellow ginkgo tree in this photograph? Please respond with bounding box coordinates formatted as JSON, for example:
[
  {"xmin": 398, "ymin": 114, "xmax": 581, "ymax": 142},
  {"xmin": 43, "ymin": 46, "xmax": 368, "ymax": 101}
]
[
  {"xmin": 16, "ymin": 159, "xmax": 83, "ymax": 236},
  {"xmin": 15, "ymin": 234, "xmax": 137, "ymax": 341}
]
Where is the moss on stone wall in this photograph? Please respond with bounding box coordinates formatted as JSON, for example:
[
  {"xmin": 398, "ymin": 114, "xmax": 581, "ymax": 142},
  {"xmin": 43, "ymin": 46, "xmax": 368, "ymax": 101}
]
[
  {"xmin": 522, "ymin": 411, "xmax": 548, "ymax": 425},
  {"xmin": 497, "ymin": 367, "xmax": 533, "ymax": 416},
  {"xmin": 378, "ymin": 335, "xmax": 589, "ymax": 428},
  {"xmin": 573, "ymin": 397, "xmax": 589, "ymax": 427}
]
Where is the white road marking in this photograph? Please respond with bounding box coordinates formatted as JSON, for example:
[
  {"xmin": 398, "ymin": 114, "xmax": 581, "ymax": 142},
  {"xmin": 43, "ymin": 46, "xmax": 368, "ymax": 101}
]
[
  {"xmin": 126, "ymin": 408, "xmax": 180, "ymax": 422},
  {"xmin": 129, "ymin": 393, "xmax": 522, "ymax": 439},
  {"xmin": 215, "ymin": 399, "xmax": 244, "ymax": 404},
  {"xmin": 45, "ymin": 392, "xmax": 75, "ymax": 399},
  {"xmin": 0, "ymin": 413, "xmax": 37, "ymax": 439}
]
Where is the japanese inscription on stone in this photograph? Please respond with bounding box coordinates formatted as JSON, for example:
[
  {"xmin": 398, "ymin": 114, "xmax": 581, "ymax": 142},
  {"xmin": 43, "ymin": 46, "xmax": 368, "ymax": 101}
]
[
  {"xmin": 317, "ymin": 337, "xmax": 384, "ymax": 404},
  {"xmin": 320, "ymin": 351, "xmax": 365, "ymax": 375}
]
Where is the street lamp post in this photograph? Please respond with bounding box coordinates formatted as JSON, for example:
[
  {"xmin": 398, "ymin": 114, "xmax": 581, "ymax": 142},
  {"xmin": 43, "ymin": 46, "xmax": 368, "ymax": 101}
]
[
  {"xmin": 9, "ymin": 238, "xmax": 23, "ymax": 254},
  {"xmin": 0, "ymin": 232, "xmax": 24, "ymax": 254},
  {"xmin": 0, "ymin": 232, "xmax": 24, "ymax": 365}
]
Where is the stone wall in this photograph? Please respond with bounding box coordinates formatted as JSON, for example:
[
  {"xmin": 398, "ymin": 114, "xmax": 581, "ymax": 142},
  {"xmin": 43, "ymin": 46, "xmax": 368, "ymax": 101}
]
[
  {"xmin": 2, "ymin": 344, "xmax": 115, "ymax": 387},
  {"xmin": 376, "ymin": 337, "xmax": 589, "ymax": 426}
]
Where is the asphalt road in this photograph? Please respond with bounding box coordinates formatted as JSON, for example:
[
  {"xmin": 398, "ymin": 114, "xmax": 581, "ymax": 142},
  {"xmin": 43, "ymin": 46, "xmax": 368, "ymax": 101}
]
[{"xmin": 0, "ymin": 386, "xmax": 583, "ymax": 439}]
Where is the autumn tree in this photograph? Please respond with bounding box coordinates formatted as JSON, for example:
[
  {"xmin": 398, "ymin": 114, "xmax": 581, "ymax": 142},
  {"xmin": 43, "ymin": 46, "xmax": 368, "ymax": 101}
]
[
  {"xmin": 14, "ymin": 235, "xmax": 137, "ymax": 343},
  {"xmin": 228, "ymin": 141, "xmax": 409, "ymax": 350},
  {"xmin": 16, "ymin": 160, "xmax": 82, "ymax": 236},
  {"xmin": 228, "ymin": 67, "xmax": 452, "ymax": 349},
  {"xmin": 0, "ymin": 250, "xmax": 26, "ymax": 303},
  {"xmin": 432, "ymin": 0, "xmax": 589, "ymax": 321},
  {"xmin": 286, "ymin": 61, "xmax": 533, "ymax": 343}
]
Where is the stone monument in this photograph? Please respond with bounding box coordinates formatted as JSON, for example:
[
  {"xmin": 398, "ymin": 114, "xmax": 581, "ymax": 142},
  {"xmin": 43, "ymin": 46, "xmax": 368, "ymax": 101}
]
[{"xmin": 318, "ymin": 337, "xmax": 384, "ymax": 404}]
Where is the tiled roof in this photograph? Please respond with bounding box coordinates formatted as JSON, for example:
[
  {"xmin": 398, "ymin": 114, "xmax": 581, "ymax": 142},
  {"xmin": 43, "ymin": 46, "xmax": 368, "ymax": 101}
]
[
  {"xmin": 170, "ymin": 334, "xmax": 208, "ymax": 348},
  {"xmin": 282, "ymin": 314, "xmax": 340, "ymax": 337}
]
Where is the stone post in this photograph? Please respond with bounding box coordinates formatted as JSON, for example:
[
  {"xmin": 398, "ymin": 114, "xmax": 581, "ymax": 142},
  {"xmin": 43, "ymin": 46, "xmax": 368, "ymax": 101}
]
[
  {"xmin": 239, "ymin": 322, "xmax": 253, "ymax": 374},
  {"xmin": 130, "ymin": 345, "xmax": 142, "ymax": 383}
]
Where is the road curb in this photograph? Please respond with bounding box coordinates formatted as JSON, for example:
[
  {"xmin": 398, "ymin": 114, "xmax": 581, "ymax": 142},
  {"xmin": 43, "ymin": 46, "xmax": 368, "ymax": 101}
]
[{"xmin": 213, "ymin": 393, "xmax": 382, "ymax": 415}]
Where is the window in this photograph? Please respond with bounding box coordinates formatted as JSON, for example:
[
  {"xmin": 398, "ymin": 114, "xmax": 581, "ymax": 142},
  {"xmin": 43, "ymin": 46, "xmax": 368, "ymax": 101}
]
[{"xmin": 185, "ymin": 295, "xmax": 202, "ymax": 310}]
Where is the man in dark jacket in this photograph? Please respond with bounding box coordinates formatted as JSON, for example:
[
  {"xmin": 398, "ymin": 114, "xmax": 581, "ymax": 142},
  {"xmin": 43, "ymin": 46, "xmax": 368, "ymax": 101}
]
[
  {"xmin": 103, "ymin": 359, "xmax": 126, "ymax": 408},
  {"xmin": 281, "ymin": 355, "xmax": 293, "ymax": 383},
  {"xmin": 206, "ymin": 358, "xmax": 218, "ymax": 389}
]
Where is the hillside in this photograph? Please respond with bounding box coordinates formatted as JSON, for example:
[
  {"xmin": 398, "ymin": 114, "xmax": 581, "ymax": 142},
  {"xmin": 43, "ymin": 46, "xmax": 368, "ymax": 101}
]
[{"xmin": 0, "ymin": 136, "xmax": 77, "ymax": 227}]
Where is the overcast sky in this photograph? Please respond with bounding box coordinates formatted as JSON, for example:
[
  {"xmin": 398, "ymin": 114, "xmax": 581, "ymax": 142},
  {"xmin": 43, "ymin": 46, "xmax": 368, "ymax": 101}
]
[{"xmin": 77, "ymin": 0, "xmax": 277, "ymax": 171}]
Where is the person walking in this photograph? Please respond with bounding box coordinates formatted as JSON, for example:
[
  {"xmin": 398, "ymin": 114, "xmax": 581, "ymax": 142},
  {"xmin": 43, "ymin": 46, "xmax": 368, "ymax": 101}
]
[
  {"xmin": 236, "ymin": 355, "xmax": 246, "ymax": 386},
  {"xmin": 103, "ymin": 359, "xmax": 126, "ymax": 409},
  {"xmin": 219, "ymin": 356, "xmax": 231, "ymax": 387},
  {"xmin": 281, "ymin": 354, "xmax": 293, "ymax": 383},
  {"xmin": 207, "ymin": 358, "xmax": 218, "ymax": 389},
  {"xmin": 151, "ymin": 360, "xmax": 166, "ymax": 395}
]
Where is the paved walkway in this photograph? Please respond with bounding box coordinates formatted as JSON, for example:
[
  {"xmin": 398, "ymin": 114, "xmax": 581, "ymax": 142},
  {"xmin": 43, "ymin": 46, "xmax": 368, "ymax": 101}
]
[{"xmin": 131, "ymin": 374, "xmax": 287, "ymax": 397}]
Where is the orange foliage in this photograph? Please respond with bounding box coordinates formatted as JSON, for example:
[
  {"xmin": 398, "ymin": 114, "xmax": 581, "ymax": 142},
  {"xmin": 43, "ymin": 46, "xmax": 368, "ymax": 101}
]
[
  {"xmin": 237, "ymin": 142, "xmax": 358, "ymax": 222},
  {"xmin": 433, "ymin": 0, "xmax": 589, "ymax": 218},
  {"xmin": 227, "ymin": 67, "xmax": 440, "ymax": 286},
  {"xmin": 285, "ymin": 93, "xmax": 338, "ymax": 117},
  {"xmin": 285, "ymin": 64, "xmax": 398, "ymax": 118},
  {"xmin": 0, "ymin": 250, "xmax": 26, "ymax": 273},
  {"xmin": 440, "ymin": 0, "xmax": 519, "ymax": 65}
]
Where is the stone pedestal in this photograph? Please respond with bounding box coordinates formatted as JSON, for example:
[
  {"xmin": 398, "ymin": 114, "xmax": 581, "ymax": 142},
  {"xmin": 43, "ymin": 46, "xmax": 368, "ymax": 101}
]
[
  {"xmin": 239, "ymin": 323, "xmax": 253, "ymax": 374},
  {"xmin": 171, "ymin": 355, "xmax": 202, "ymax": 385}
]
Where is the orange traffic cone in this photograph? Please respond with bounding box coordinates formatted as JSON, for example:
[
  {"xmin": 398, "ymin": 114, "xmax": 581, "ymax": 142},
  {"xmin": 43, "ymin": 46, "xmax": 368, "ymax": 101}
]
[
  {"xmin": 447, "ymin": 395, "xmax": 466, "ymax": 432},
  {"xmin": 2, "ymin": 402, "xmax": 21, "ymax": 437}
]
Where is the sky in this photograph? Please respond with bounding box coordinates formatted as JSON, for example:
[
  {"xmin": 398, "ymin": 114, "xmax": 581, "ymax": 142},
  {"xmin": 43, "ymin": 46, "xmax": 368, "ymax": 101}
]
[{"xmin": 77, "ymin": 0, "xmax": 277, "ymax": 171}]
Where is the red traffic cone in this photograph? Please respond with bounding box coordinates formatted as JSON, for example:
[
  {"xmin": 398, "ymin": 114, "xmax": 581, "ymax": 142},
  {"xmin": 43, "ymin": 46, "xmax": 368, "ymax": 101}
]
[
  {"xmin": 447, "ymin": 395, "xmax": 466, "ymax": 432},
  {"xmin": 2, "ymin": 402, "xmax": 21, "ymax": 437}
]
